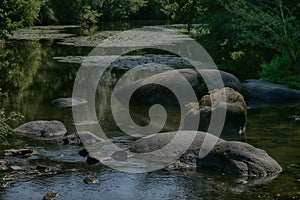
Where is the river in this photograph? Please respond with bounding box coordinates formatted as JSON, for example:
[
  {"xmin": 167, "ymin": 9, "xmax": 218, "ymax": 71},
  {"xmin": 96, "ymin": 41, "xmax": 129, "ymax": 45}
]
[{"xmin": 0, "ymin": 21, "xmax": 299, "ymax": 199}]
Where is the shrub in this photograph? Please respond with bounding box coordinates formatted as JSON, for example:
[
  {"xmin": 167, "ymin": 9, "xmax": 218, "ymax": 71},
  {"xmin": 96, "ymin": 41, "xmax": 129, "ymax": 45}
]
[
  {"xmin": 260, "ymin": 55, "xmax": 300, "ymax": 89},
  {"xmin": 0, "ymin": 89, "xmax": 23, "ymax": 141},
  {"xmin": 260, "ymin": 55, "xmax": 293, "ymax": 82}
]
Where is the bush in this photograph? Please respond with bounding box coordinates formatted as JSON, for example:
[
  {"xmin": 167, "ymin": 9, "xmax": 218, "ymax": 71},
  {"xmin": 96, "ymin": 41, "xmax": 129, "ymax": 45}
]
[
  {"xmin": 261, "ymin": 55, "xmax": 293, "ymax": 82},
  {"xmin": 0, "ymin": 0, "xmax": 42, "ymax": 39},
  {"xmin": 260, "ymin": 55, "xmax": 300, "ymax": 89},
  {"xmin": 0, "ymin": 89, "xmax": 23, "ymax": 141}
]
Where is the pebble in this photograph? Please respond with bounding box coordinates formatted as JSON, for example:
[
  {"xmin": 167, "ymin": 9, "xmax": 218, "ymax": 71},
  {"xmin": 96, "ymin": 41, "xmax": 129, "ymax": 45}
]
[
  {"xmin": 83, "ymin": 178, "xmax": 99, "ymax": 184},
  {"xmin": 42, "ymin": 191, "xmax": 58, "ymax": 200}
]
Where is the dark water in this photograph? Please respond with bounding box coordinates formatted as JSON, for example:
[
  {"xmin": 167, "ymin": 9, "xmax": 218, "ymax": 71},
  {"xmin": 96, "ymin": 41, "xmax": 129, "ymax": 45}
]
[{"xmin": 0, "ymin": 23, "xmax": 299, "ymax": 200}]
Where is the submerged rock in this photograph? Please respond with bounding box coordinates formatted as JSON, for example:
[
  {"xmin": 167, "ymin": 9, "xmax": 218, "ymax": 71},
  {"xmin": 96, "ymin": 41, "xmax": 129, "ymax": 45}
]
[
  {"xmin": 5, "ymin": 149, "xmax": 37, "ymax": 158},
  {"xmin": 51, "ymin": 97, "xmax": 87, "ymax": 108},
  {"xmin": 86, "ymin": 153, "xmax": 100, "ymax": 165},
  {"xmin": 184, "ymin": 88, "xmax": 247, "ymax": 135},
  {"xmin": 129, "ymin": 131, "xmax": 282, "ymax": 177},
  {"xmin": 63, "ymin": 131, "xmax": 105, "ymax": 146},
  {"xmin": 242, "ymin": 79, "xmax": 300, "ymax": 108},
  {"xmin": 42, "ymin": 191, "xmax": 58, "ymax": 200},
  {"xmin": 115, "ymin": 69, "xmax": 241, "ymax": 106},
  {"xmin": 35, "ymin": 165, "xmax": 56, "ymax": 174},
  {"xmin": 83, "ymin": 177, "xmax": 99, "ymax": 184},
  {"xmin": 14, "ymin": 120, "xmax": 67, "ymax": 139},
  {"xmin": 78, "ymin": 148, "xmax": 100, "ymax": 165}
]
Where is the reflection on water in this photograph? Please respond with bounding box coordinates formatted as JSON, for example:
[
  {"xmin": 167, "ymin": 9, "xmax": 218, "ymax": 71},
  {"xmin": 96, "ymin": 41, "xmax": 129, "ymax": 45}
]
[{"xmin": 0, "ymin": 24, "xmax": 299, "ymax": 199}]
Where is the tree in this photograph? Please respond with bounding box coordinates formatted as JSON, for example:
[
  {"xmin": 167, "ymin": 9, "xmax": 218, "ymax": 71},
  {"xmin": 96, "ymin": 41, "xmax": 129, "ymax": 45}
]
[
  {"xmin": 92, "ymin": 0, "xmax": 147, "ymax": 21},
  {"xmin": 222, "ymin": 0, "xmax": 300, "ymax": 63},
  {"xmin": 159, "ymin": 0, "xmax": 204, "ymax": 32},
  {"xmin": 0, "ymin": 0, "xmax": 43, "ymax": 39}
]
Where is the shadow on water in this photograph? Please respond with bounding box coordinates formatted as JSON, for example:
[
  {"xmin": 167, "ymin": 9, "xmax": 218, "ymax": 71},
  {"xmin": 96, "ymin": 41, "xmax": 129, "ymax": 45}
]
[{"xmin": 0, "ymin": 23, "xmax": 299, "ymax": 199}]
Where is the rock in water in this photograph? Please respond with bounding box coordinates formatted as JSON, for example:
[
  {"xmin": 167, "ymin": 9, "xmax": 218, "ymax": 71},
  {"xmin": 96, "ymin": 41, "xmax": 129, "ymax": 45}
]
[
  {"xmin": 51, "ymin": 97, "xmax": 87, "ymax": 108},
  {"xmin": 129, "ymin": 131, "xmax": 282, "ymax": 177},
  {"xmin": 197, "ymin": 141, "xmax": 282, "ymax": 177},
  {"xmin": 42, "ymin": 191, "xmax": 58, "ymax": 200},
  {"xmin": 83, "ymin": 177, "xmax": 99, "ymax": 184},
  {"xmin": 129, "ymin": 131, "xmax": 224, "ymax": 168},
  {"xmin": 14, "ymin": 121, "xmax": 67, "ymax": 139},
  {"xmin": 115, "ymin": 69, "xmax": 241, "ymax": 106},
  {"xmin": 4, "ymin": 148, "xmax": 37, "ymax": 158},
  {"xmin": 184, "ymin": 87, "xmax": 247, "ymax": 135},
  {"xmin": 63, "ymin": 131, "xmax": 105, "ymax": 146},
  {"xmin": 242, "ymin": 79, "xmax": 300, "ymax": 108}
]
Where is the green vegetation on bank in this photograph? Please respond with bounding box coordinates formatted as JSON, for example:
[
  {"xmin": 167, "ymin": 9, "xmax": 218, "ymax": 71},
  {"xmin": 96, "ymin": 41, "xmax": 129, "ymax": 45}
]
[
  {"xmin": 159, "ymin": 0, "xmax": 299, "ymax": 87},
  {"xmin": 0, "ymin": 0, "xmax": 299, "ymax": 86},
  {"xmin": 0, "ymin": 89, "xmax": 23, "ymax": 142}
]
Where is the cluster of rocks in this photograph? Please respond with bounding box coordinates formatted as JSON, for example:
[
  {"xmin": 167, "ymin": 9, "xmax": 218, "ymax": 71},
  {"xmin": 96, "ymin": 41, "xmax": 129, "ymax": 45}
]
[
  {"xmin": 9, "ymin": 68, "xmax": 300, "ymax": 188},
  {"xmin": 0, "ymin": 151, "xmax": 58, "ymax": 189}
]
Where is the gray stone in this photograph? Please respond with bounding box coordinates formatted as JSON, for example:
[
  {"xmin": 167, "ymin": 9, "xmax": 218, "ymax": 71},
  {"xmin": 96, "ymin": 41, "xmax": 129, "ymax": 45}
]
[
  {"xmin": 184, "ymin": 88, "xmax": 247, "ymax": 135},
  {"xmin": 115, "ymin": 69, "xmax": 241, "ymax": 106},
  {"xmin": 5, "ymin": 149, "xmax": 37, "ymax": 158},
  {"xmin": 9, "ymin": 166, "xmax": 26, "ymax": 171},
  {"xmin": 14, "ymin": 121, "xmax": 67, "ymax": 139},
  {"xmin": 42, "ymin": 191, "xmax": 58, "ymax": 200},
  {"xmin": 83, "ymin": 177, "xmax": 99, "ymax": 184},
  {"xmin": 242, "ymin": 79, "xmax": 300, "ymax": 108},
  {"xmin": 129, "ymin": 131, "xmax": 282, "ymax": 177},
  {"xmin": 51, "ymin": 97, "xmax": 87, "ymax": 108},
  {"xmin": 129, "ymin": 131, "xmax": 224, "ymax": 168},
  {"xmin": 197, "ymin": 141, "xmax": 282, "ymax": 177},
  {"xmin": 63, "ymin": 131, "xmax": 105, "ymax": 146}
]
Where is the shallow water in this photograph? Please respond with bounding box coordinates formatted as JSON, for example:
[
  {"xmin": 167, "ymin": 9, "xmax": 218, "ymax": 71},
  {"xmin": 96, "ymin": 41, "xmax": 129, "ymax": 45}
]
[{"xmin": 0, "ymin": 22, "xmax": 299, "ymax": 199}]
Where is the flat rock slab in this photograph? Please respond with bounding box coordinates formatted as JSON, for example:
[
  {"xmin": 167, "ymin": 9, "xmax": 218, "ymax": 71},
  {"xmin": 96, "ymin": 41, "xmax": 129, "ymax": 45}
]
[
  {"xmin": 14, "ymin": 121, "xmax": 67, "ymax": 139},
  {"xmin": 5, "ymin": 149, "xmax": 37, "ymax": 158},
  {"xmin": 51, "ymin": 97, "xmax": 87, "ymax": 108},
  {"xmin": 242, "ymin": 79, "xmax": 300, "ymax": 108}
]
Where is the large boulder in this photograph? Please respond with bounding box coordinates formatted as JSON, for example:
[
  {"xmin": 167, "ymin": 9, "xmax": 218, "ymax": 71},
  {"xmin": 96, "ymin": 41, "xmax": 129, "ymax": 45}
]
[
  {"xmin": 129, "ymin": 131, "xmax": 282, "ymax": 177},
  {"xmin": 51, "ymin": 97, "xmax": 87, "ymax": 108},
  {"xmin": 115, "ymin": 69, "xmax": 241, "ymax": 106},
  {"xmin": 129, "ymin": 131, "xmax": 224, "ymax": 168},
  {"xmin": 14, "ymin": 120, "xmax": 67, "ymax": 139},
  {"xmin": 184, "ymin": 88, "xmax": 247, "ymax": 135},
  {"xmin": 197, "ymin": 141, "xmax": 282, "ymax": 177},
  {"xmin": 242, "ymin": 79, "xmax": 300, "ymax": 108}
]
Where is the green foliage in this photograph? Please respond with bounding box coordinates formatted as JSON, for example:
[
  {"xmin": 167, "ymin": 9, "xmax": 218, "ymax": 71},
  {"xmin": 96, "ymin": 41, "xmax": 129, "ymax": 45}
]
[
  {"xmin": 0, "ymin": 89, "xmax": 23, "ymax": 141},
  {"xmin": 261, "ymin": 55, "xmax": 293, "ymax": 82},
  {"xmin": 94, "ymin": 0, "xmax": 147, "ymax": 21},
  {"xmin": 159, "ymin": 0, "xmax": 204, "ymax": 32},
  {"xmin": 221, "ymin": 0, "xmax": 300, "ymax": 63},
  {"xmin": 261, "ymin": 55, "xmax": 300, "ymax": 89},
  {"xmin": 41, "ymin": 0, "xmax": 147, "ymax": 25},
  {"xmin": 0, "ymin": 0, "xmax": 43, "ymax": 39},
  {"xmin": 78, "ymin": 5, "xmax": 100, "ymax": 28}
]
